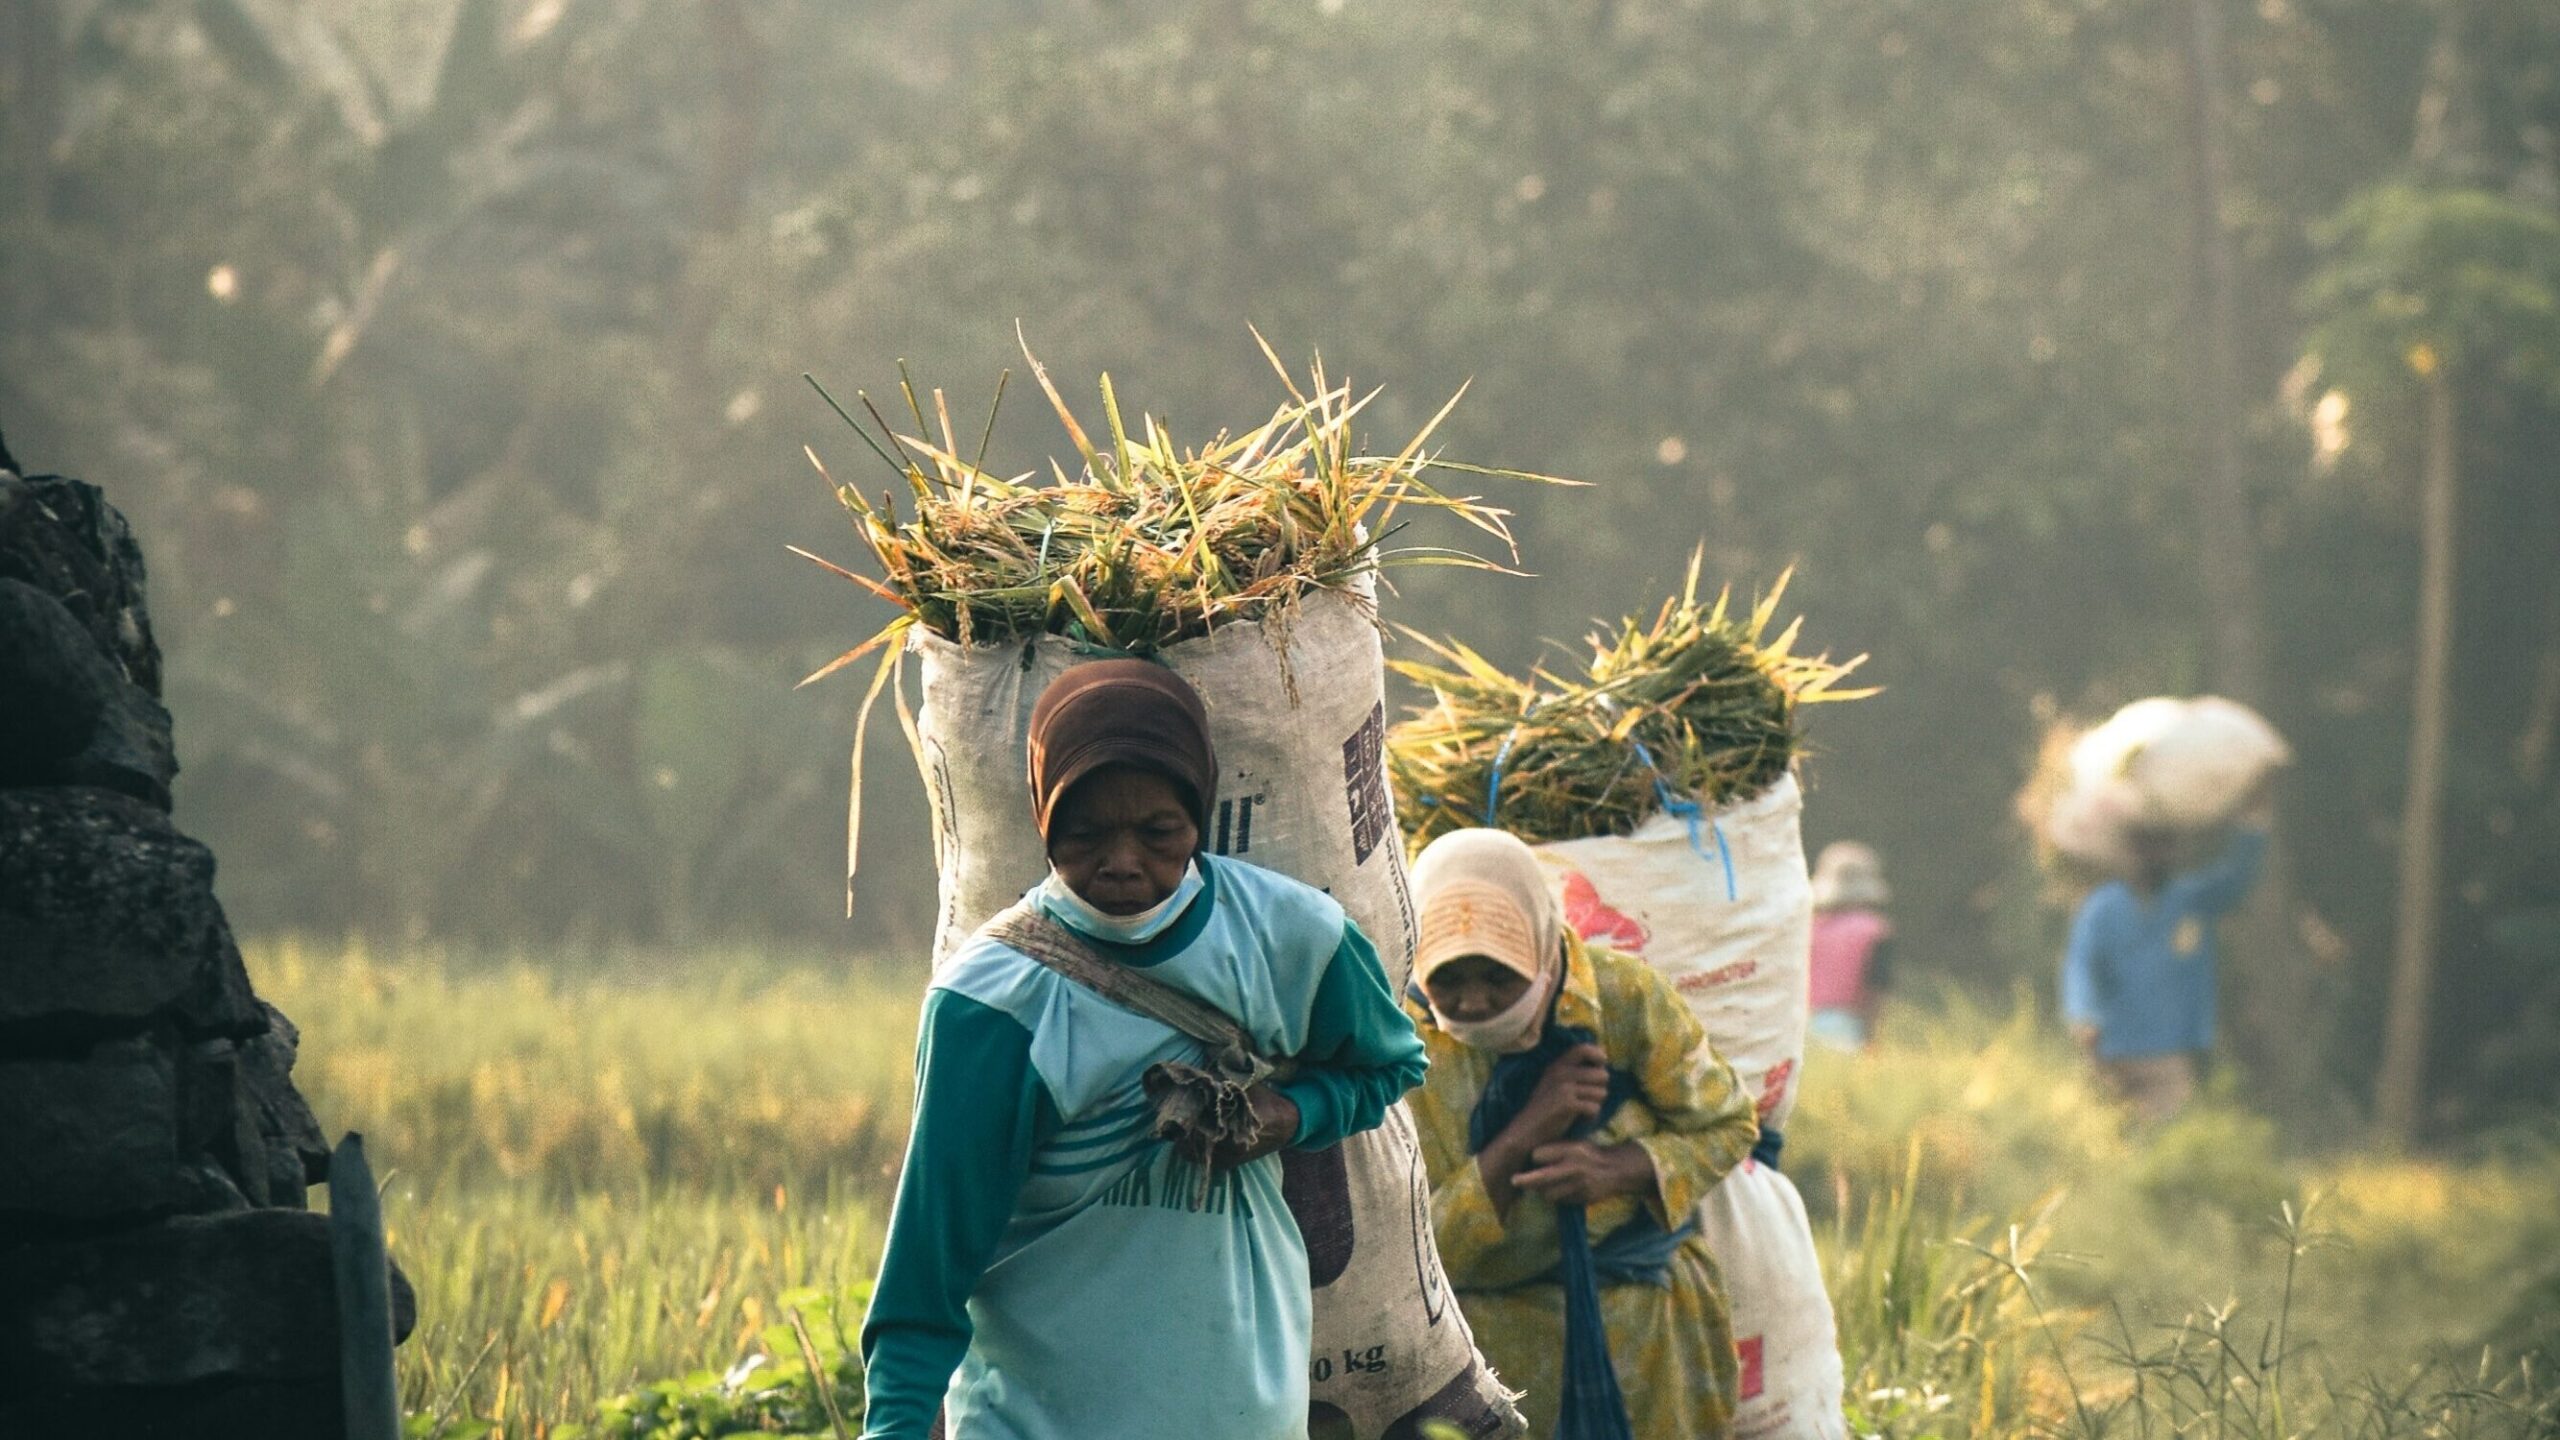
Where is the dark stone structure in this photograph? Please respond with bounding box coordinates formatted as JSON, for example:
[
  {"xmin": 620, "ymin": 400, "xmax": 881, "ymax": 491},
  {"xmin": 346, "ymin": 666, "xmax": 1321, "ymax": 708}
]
[{"xmin": 0, "ymin": 434, "xmax": 413, "ymax": 1437}]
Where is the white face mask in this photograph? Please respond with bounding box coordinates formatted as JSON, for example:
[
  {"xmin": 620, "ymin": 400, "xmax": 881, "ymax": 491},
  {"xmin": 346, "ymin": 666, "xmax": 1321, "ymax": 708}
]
[
  {"xmin": 1040, "ymin": 861, "xmax": 1204, "ymax": 945},
  {"xmin": 1432, "ymin": 958, "xmax": 1560, "ymax": 1054}
]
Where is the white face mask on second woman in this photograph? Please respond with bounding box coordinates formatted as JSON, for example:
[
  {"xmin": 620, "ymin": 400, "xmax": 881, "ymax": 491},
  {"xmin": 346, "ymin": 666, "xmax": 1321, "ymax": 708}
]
[{"xmin": 1432, "ymin": 956, "xmax": 1560, "ymax": 1053}]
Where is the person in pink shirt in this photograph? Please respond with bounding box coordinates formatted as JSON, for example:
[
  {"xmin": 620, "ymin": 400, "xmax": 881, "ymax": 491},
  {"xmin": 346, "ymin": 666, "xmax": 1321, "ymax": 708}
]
[{"xmin": 1808, "ymin": 843, "xmax": 1894, "ymax": 1051}]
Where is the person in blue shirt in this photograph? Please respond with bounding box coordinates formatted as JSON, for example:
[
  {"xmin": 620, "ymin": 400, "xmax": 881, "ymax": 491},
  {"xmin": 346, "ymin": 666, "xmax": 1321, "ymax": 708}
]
[
  {"xmin": 2059, "ymin": 811, "xmax": 2270, "ymax": 1122},
  {"xmin": 858, "ymin": 660, "xmax": 1428, "ymax": 1440}
]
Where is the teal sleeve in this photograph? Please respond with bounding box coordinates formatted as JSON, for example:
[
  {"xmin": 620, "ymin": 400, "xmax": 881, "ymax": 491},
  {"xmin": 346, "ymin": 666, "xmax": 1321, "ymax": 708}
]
[
  {"xmin": 1274, "ymin": 920, "xmax": 1430, "ymax": 1150},
  {"xmin": 859, "ymin": 989, "xmax": 1058, "ymax": 1440}
]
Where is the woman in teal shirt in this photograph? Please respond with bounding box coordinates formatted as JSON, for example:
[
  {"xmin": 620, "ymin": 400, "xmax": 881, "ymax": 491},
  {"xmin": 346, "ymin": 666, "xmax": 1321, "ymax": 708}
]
[{"xmin": 859, "ymin": 661, "xmax": 1427, "ymax": 1440}]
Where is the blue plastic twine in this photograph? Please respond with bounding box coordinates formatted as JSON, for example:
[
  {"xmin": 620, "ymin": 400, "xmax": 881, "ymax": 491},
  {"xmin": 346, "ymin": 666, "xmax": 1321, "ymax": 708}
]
[
  {"xmin": 1483, "ymin": 725, "xmax": 1522, "ymax": 825},
  {"xmin": 1629, "ymin": 741, "xmax": 1738, "ymax": 901}
]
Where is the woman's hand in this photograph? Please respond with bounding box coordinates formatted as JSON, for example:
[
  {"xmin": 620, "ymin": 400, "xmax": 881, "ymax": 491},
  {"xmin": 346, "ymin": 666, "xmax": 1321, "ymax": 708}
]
[
  {"xmin": 1226, "ymin": 1084, "xmax": 1302, "ymax": 1165},
  {"xmin": 1479, "ymin": 1043, "xmax": 1610, "ymax": 1218},
  {"xmin": 1147, "ymin": 1065, "xmax": 1301, "ymax": 1170},
  {"xmin": 1499, "ymin": 1042, "xmax": 1611, "ymax": 1155},
  {"xmin": 1173, "ymin": 1083, "xmax": 1299, "ymax": 1170},
  {"xmin": 1513, "ymin": 1139, "xmax": 1657, "ymax": 1207}
]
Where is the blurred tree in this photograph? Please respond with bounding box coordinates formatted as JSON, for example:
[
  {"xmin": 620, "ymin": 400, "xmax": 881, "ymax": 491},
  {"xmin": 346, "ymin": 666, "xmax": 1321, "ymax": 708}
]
[
  {"xmin": 2302, "ymin": 182, "xmax": 2560, "ymax": 1145},
  {"xmin": 6, "ymin": 0, "xmax": 2558, "ymax": 1129}
]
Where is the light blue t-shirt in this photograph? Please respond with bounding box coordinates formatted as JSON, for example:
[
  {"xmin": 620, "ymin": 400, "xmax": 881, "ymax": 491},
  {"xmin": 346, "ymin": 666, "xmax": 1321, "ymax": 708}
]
[
  {"xmin": 859, "ymin": 855, "xmax": 1427, "ymax": 1440},
  {"xmin": 2060, "ymin": 829, "xmax": 2267, "ymax": 1059}
]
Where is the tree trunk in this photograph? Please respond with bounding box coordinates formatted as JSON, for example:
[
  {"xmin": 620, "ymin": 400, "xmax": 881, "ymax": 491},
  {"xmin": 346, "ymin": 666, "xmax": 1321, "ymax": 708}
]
[
  {"xmin": 2175, "ymin": 0, "xmax": 2319, "ymax": 1108},
  {"xmin": 2375, "ymin": 370, "xmax": 2458, "ymax": 1148},
  {"xmin": 2174, "ymin": 0, "xmax": 2267, "ymax": 705}
]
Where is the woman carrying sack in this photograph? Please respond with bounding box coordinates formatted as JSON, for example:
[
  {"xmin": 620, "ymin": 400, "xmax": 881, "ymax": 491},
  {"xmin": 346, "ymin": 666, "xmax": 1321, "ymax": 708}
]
[
  {"xmin": 1402, "ymin": 829, "xmax": 1759, "ymax": 1440},
  {"xmin": 858, "ymin": 661, "xmax": 1428, "ymax": 1440}
]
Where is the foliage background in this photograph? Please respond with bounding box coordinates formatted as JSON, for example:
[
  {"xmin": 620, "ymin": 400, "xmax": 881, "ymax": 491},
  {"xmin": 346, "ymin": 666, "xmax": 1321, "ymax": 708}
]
[{"xmin": 5, "ymin": 0, "xmax": 2559, "ymax": 1128}]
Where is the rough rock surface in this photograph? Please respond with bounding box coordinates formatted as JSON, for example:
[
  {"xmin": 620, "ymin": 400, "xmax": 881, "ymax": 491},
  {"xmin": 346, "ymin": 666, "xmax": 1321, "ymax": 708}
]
[
  {"xmin": 0, "ymin": 1209, "xmax": 419, "ymax": 1388},
  {"xmin": 0, "ymin": 436, "xmax": 409, "ymax": 1438},
  {"xmin": 0, "ymin": 578, "xmax": 108, "ymax": 764},
  {"xmin": 0, "ymin": 576, "xmax": 175, "ymax": 803},
  {"xmin": 0, "ymin": 788, "xmax": 260, "ymax": 1043},
  {"xmin": 0, "ymin": 1037, "xmax": 186, "ymax": 1219},
  {"xmin": 0, "ymin": 466, "xmax": 164, "ymax": 695}
]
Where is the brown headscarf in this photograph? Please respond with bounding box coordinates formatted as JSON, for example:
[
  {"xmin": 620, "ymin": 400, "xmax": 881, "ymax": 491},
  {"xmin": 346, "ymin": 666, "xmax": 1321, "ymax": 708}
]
[{"xmin": 1026, "ymin": 660, "xmax": 1219, "ymax": 844}]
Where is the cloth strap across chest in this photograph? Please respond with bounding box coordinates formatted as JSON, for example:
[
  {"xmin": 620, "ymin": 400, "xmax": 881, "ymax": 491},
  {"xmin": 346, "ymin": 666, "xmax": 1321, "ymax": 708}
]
[{"xmin": 982, "ymin": 903, "xmax": 1296, "ymax": 1203}]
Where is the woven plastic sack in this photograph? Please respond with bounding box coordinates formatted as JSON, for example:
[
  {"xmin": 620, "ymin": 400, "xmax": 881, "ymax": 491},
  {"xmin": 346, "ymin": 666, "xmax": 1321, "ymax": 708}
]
[
  {"xmin": 2042, "ymin": 774, "xmax": 2146, "ymax": 876},
  {"xmin": 1700, "ymin": 1161, "xmax": 1849, "ymax": 1440},
  {"xmin": 1532, "ymin": 774, "xmax": 1846, "ymax": 1438},
  {"xmin": 911, "ymin": 586, "xmax": 1520, "ymax": 1440},
  {"xmin": 1532, "ymin": 773, "xmax": 1814, "ymax": 1132},
  {"xmin": 2070, "ymin": 695, "xmax": 2289, "ymax": 833}
]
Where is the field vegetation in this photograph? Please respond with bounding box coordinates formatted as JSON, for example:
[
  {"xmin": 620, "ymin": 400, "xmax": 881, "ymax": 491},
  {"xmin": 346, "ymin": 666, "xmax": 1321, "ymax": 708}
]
[{"xmin": 256, "ymin": 944, "xmax": 2555, "ymax": 1440}]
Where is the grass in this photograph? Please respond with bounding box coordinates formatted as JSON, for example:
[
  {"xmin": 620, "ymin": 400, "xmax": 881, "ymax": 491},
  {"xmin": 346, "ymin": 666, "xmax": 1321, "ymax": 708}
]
[
  {"xmin": 797, "ymin": 335, "xmax": 1551, "ymax": 669},
  {"xmin": 256, "ymin": 939, "xmax": 915, "ymax": 1435},
  {"xmin": 1804, "ymin": 990, "xmax": 2558, "ymax": 1439},
  {"xmin": 261, "ymin": 938, "xmax": 919, "ymax": 1198},
  {"xmin": 1793, "ymin": 986, "xmax": 2560, "ymax": 1376},
  {"xmin": 791, "ymin": 338, "xmax": 1567, "ymax": 906},
  {"xmin": 252, "ymin": 943, "xmax": 2555, "ymax": 1439},
  {"xmin": 387, "ymin": 1185, "xmax": 873, "ymax": 1438},
  {"xmin": 1387, "ymin": 557, "xmax": 1872, "ymax": 845}
]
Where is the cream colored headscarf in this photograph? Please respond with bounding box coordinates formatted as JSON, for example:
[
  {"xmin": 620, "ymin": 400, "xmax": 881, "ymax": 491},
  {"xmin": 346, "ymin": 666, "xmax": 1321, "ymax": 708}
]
[
  {"xmin": 1409, "ymin": 828, "xmax": 1565, "ymax": 1052},
  {"xmin": 1810, "ymin": 840, "xmax": 1890, "ymax": 910}
]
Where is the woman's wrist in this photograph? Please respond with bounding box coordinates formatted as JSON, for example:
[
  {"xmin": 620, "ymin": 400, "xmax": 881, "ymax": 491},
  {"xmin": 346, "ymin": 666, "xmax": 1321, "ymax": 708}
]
[
  {"xmin": 1607, "ymin": 1140, "xmax": 1660, "ymax": 1204},
  {"xmin": 1478, "ymin": 1133, "xmax": 1531, "ymax": 1216}
]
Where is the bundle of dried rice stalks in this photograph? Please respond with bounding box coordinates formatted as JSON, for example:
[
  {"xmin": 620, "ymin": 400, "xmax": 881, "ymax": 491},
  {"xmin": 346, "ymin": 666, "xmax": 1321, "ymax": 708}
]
[
  {"xmin": 793, "ymin": 329, "xmax": 1569, "ymax": 907},
  {"xmin": 1388, "ymin": 557, "xmax": 1873, "ymax": 846},
  {"xmin": 796, "ymin": 331, "xmax": 1562, "ymax": 683}
]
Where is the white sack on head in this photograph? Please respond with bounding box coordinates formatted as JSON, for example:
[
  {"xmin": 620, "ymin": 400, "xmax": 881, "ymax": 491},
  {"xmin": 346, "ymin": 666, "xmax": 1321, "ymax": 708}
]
[
  {"xmin": 911, "ymin": 584, "xmax": 1518, "ymax": 1440},
  {"xmin": 2043, "ymin": 695, "xmax": 2290, "ymax": 871},
  {"xmin": 2067, "ymin": 697, "xmax": 2192, "ymax": 797},
  {"xmin": 2108, "ymin": 696, "xmax": 2291, "ymax": 829}
]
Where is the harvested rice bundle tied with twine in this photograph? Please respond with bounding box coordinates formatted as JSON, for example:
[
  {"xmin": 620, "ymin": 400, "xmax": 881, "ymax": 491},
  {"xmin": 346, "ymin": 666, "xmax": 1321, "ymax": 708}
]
[
  {"xmin": 792, "ymin": 330, "xmax": 1571, "ymax": 903},
  {"xmin": 796, "ymin": 331, "xmax": 1560, "ymax": 676},
  {"xmin": 1387, "ymin": 556, "xmax": 1873, "ymax": 847}
]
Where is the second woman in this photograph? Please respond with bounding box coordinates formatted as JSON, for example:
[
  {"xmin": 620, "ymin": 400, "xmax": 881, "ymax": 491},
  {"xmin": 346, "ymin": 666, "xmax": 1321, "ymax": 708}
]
[{"xmin": 1404, "ymin": 828, "xmax": 1759, "ymax": 1440}]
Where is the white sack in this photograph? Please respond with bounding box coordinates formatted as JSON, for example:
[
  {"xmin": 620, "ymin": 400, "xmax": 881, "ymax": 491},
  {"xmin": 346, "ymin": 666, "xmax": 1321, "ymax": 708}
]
[
  {"xmin": 1532, "ymin": 775, "xmax": 1844, "ymax": 1438},
  {"xmin": 911, "ymin": 586, "xmax": 1517, "ymax": 1440},
  {"xmin": 1699, "ymin": 1161, "xmax": 1849, "ymax": 1440},
  {"xmin": 2066, "ymin": 697, "xmax": 2191, "ymax": 797},
  {"xmin": 2043, "ymin": 775, "xmax": 2146, "ymax": 875},
  {"xmin": 2070, "ymin": 695, "xmax": 2288, "ymax": 833},
  {"xmin": 2113, "ymin": 696, "xmax": 2291, "ymax": 829},
  {"xmin": 1532, "ymin": 772, "xmax": 1814, "ymax": 1132}
]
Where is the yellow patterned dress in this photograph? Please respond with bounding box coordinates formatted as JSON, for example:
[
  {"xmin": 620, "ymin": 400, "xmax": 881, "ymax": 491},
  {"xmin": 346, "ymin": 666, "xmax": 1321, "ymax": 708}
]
[{"xmin": 1405, "ymin": 935, "xmax": 1758, "ymax": 1440}]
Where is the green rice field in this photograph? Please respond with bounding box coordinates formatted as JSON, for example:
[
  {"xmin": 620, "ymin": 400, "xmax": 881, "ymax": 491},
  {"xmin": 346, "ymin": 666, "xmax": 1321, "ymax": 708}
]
[{"xmin": 252, "ymin": 943, "xmax": 2556, "ymax": 1440}]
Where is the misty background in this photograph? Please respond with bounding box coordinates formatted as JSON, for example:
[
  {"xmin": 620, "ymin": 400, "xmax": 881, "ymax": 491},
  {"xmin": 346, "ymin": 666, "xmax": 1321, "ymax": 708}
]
[{"xmin": 4, "ymin": 0, "xmax": 2556, "ymax": 1133}]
